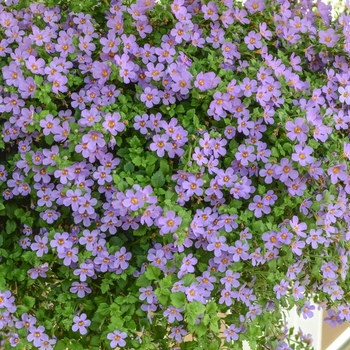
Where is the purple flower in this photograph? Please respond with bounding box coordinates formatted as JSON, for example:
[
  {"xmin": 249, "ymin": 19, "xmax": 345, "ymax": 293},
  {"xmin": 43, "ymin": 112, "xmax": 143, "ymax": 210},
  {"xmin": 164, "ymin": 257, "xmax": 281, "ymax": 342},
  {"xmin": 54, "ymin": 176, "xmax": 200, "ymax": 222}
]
[
  {"xmin": 285, "ymin": 117, "xmax": 309, "ymax": 143},
  {"xmin": 178, "ymin": 253, "xmax": 198, "ymax": 278},
  {"xmin": 292, "ymin": 281, "xmax": 305, "ymax": 301},
  {"xmin": 72, "ymin": 313, "xmax": 90, "ymax": 335},
  {"xmin": 306, "ymin": 229, "xmax": 325, "ymax": 249},
  {"xmin": 194, "ymin": 72, "xmax": 220, "ymax": 91},
  {"xmin": 9, "ymin": 333, "xmax": 20, "ymax": 347},
  {"xmin": 28, "ymin": 264, "xmax": 49, "ymax": 279},
  {"xmin": 73, "ymin": 263, "xmax": 95, "ymax": 282},
  {"xmin": 102, "ymin": 112, "xmax": 125, "ymax": 136},
  {"xmin": 324, "ymin": 309, "xmax": 343, "ymax": 328},
  {"xmin": 31, "ymin": 235, "xmax": 49, "ymax": 257},
  {"xmin": 328, "ymin": 163, "xmax": 347, "ymax": 184},
  {"xmin": 220, "ymin": 270, "xmax": 240, "ymax": 290},
  {"xmin": 27, "ymin": 326, "xmax": 46, "ymax": 347},
  {"xmin": 319, "ymin": 28, "xmax": 339, "ymax": 47},
  {"xmin": 169, "ymin": 325, "xmax": 187, "ymax": 343},
  {"xmin": 150, "ymin": 134, "xmax": 171, "ymax": 157},
  {"xmin": 114, "ymin": 247, "xmax": 132, "ymax": 272},
  {"xmin": 300, "ymin": 301, "xmax": 315, "ymax": 319},
  {"xmin": 139, "ymin": 286, "xmax": 155, "ymax": 304},
  {"xmin": 321, "ymin": 261, "xmax": 338, "ymax": 279},
  {"xmin": 158, "ymin": 210, "xmax": 182, "ymax": 234},
  {"xmin": 107, "ymin": 330, "xmax": 127, "ymax": 347},
  {"xmin": 182, "ymin": 175, "xmax": 204, "ymax": 196},
  {"xmin": 141, "ymin": 86, "xmax": 161, "ymax": 108},
  {"xmin": 164, "ymin": 306, "xmax": 183, "ymax": 323},
  {"xmin": 275, "ymin": 158, "xmax": 299, "ymax": 182},
  {"xmin": 50, "ymin": 232, "xmax": 72, "ymax": 253},
  {"xmin": 228, "ymin": 240, "xmax": 249, "ymax": 262},
  {"xmin": 292, "ymin": 144, "xmax": 314, "ymax": 166},
  {"xmin": 235, "ymin": 144, "xmax": 256, "ymax": 166},
  {"xmin": 70, "ymin": 282, "xmax": 92, "ymax": 298},
  {"xmin": 244, "ymin": 31, "xmax": 262, "ymax": 50},
  {"xmin": 224, "ymin": 324, "xmax": 240, "ymax": 342},
  {"xmin": 248, "ymin": 195, "xmax": 271, "ymax": 218},
  {"xmin": 274, "ymin": 279, "xmax": 289, "ymax": 299},
  {"xmin": 207, "ymin": 236, "xmax": 229, "ymax": 257}
]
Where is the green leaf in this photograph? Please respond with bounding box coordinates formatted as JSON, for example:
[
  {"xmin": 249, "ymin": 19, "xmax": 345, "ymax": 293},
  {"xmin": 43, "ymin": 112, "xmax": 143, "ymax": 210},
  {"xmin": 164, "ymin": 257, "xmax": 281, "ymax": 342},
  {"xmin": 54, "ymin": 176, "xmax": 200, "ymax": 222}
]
[
  {"xmin": 159, "ymin": 159, "xmax": 170, "ymax": 174},
  {"xmin": 97, "ymin": 303, "xmax": 110, "ymax": 317},
  {"xmin": 100, "ymin": 279, "xmax": 112, "ymax": 294},
  {"xmin": 6, "ymin": 220, "xmax": 16, "ymax": 234},
  {"xmin": 151, "ymin": 170, "xmax": 165, "ymax": 188},
  {"xmin": 136, "ymin": 274, "xmax": 151, "ymax": 287},
  {"xmin": 193, "ymin": 322, "xmax": 207, "ymax": 337},
  {"xmin": 182, "ymin": 274, "xmax": 196, "ymax": 286},
  {"xmin": 144, "ymin": 265, "xmax": 161, "ymax": 281},
  {"xmin": 23, "ymin": 296, "xmax": 35, "ymax": 308},
  {"xmin": 54, "ymin": 340, "xmax": 67, "ymax": 350},
  {"xmin": 170, "ymin": 292, "xmax": 186, "ymax": 308}
]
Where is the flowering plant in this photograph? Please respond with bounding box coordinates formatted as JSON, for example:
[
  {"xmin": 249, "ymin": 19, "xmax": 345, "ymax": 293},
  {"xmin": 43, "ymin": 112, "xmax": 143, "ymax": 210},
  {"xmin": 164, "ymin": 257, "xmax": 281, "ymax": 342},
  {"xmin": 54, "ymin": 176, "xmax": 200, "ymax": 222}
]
[{"xmin": 1, "ymin": 0, "xmax": 350, "ymax": 349}]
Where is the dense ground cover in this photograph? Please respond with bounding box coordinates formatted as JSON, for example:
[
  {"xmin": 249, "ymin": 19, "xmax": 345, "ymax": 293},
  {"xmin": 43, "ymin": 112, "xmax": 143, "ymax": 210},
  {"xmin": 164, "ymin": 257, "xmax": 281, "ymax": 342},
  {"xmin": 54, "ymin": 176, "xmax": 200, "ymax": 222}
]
[{"xmin": 1, "ymin": 0, "xmax": 350, "ymax": 349}]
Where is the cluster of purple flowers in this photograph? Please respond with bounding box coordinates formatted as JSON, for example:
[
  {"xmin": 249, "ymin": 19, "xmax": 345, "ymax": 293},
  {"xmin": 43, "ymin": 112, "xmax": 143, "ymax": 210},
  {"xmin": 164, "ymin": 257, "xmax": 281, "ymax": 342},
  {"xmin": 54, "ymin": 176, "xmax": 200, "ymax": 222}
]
[{"xmin": 2, "ymin": 0, "xmax": 350, "ymax": 348}]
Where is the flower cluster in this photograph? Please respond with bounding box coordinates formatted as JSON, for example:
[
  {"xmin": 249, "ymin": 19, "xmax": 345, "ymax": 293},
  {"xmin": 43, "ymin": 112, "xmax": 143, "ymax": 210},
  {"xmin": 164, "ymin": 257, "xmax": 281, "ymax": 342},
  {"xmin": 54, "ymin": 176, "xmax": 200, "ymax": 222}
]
[{"xmin": 0, "ymin": 0, "xmax": 350, "ymax": 349}]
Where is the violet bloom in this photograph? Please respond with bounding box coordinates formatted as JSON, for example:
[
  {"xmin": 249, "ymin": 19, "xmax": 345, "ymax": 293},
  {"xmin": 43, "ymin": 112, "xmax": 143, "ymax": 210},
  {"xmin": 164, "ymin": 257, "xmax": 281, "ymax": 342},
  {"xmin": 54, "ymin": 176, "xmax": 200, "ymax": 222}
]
[
  {"xmin": 319, "ymin": 28, "xmax": 339, "ymax": 47},
  {"xmin": 140, "ymin": 86, "xmax": 161, "ymax": 108},
  {"xmin": 228, "ymin": 240, "xmax": 249, "ymax": 262},
  {"xmin": 194, "ymin": 72, "xmax": 221, "ymax": 91},
  {"xmin": 321, "ymin": 261, "xmax": 338, "ymax": 279},
  {"xmin": 306, "ymin": 229, "xmax": 325, "ymax": 249},
  {"xmin": 164, "ymin": 306, "xmax": 183, "ymax": 323},
  {"xmin": 139, "ymin": 286, "xmax": 155, "ymax": 304},
  {"xmin": 169, "ymin": 325, "xmax": 187, "ymax": 343},
  {"xmin": 220, "ymin": 270, "xmax": 240, "ymax": 290},
  {"xmin": 102, "ymin": 112, "xmax": 125, "ymax": 136},
  {"xmin": 292, "ymin": 144, "xmax": 314, "ymax": 166},
  {"xmin": 171, "ymin": 71, "xmax": 193, "ymax": 95},
  {"xmin": 28, "ymin": 265, "xmax": 49, "ymax": 279},
  {"xmin": 150, "ymin": 134, "xmax": 171, "ymax": 157},
  {"xmin": 107, "ymin": 330, "xmax": 127, "ymax": 347},
  {"xmin": 285, "ymin": 117, "xmax": 309, "ymax": 143},
  {"xmin": 197, "ymin": 271, "xmax": 216, "ymax": 291},
  {"xmin": 292, "ymin": 281, "xmax": 305, "ymax": 301},
  {"xmin": 328, "ymin": 163, "xmax": 347, "ymax": 184},
  {"xmin": 72, "ymin": 313, "xmax": 90, "ymax": 335},
  {"xmin": 324, "ymin": 309, "xmax": 343, "ymax": 328},
  {"xmin": 235, "ymin": 144, "xmax": 256, "ymax": 166},
  {"xmin": 207, "ymin": 236, "xmax": 229, "ymax": 257},
  {"xmin": 219, "ymin": 289, "xmax": 234, "ymax": 306},
  {"xmin": 73, "ymin": 263, "xmax": 95, "ymax": 282},
  {"xmin": 224, "ymin": 324, "xmax": 240, "ymax": 342},
  {"xmin": 339, "ymin": 86, "xmax": 350, "ymax": 104},
  {"xmin": 9, "ymin": 333, "xmax": 20, "ymax": 347},
  {"xmin": 134, "ymin": 114, "xmax": 149, "ymax": 134},
  {"xmin": 273, "ymin": 279, "xmax": 289, "ymax": 299},
  {"xmin": 182, "ymin": 175, "xmax": 204, "ymax": 196},
  {"xmin": 114, "ymin": 247, "xmax": 132, "ymax": 272},
  {"xmin": 50, "ymin": 232, "xmax": 72, "ymax": 253},
  {"xmin": 178, "ymin": 253, "xmax": 198, "ymax": 278},
  {"xmin": 58, "ymin": 247, "xmax": 79, "ymax": 266},
  {"xmin": 244, "ymin": 31, "xmax": 262, "ymax": 50},
  {"xmin": 31, "ymin": 235, "xmax": 49, "ymax": 257},
  {"xmin": 289, "ymin": 217, "xmax": 307, "ymax": 237},
  {"xmin": 275, "ymin": 158, "xmax": 299, "ymax": 182},
  {"xmin": 27, "ymin": 326, "xmax": 46, "ymax": 347},
  {"xmin": 300, "ymin": 301, "xmax": 315, "ymax": 319},
  {"xmin": 70, "ymin": 282, "xmax": 92, "ymax": 298},
  {"xmin": 158, "ymin": 210, "xmax": 182, "ymax": 234},
  {"xmin": 248, "ymin": 195, "xmax": 271, "ymax": 218}
]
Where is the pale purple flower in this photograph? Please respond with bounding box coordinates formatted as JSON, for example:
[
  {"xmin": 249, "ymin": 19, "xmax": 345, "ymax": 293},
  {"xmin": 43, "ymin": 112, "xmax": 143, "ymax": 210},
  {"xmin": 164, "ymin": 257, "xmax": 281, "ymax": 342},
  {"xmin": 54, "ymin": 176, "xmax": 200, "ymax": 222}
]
[{"xmin": 72, "ymin": 313, "xmax": 90, "ymax": 335}]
